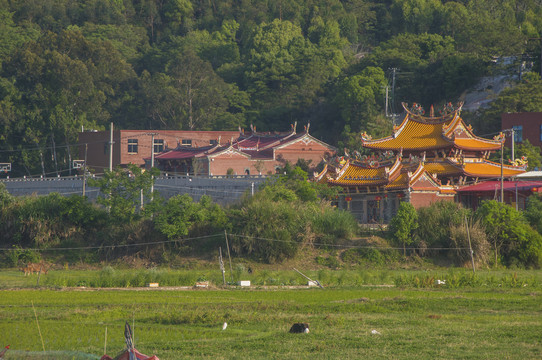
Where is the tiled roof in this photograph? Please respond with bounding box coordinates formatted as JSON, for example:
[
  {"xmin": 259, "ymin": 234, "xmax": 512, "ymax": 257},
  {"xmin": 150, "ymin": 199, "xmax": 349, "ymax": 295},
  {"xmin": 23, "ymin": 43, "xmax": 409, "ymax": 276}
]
[
  {"xmin": 362, "ymin": 104, "xmax": 502, "ymax": 152},
  {"xmin": 453, "ymin": 138, "xmax": 501, "ymax": 151},
  {"xmin": 327, "ymin": 158, "xmax": 401, "ymax": 186},
  {"xmin": 456, "ymin": 180, "xmax": 542, "ymax": 192},
  {"xmin": 363, "ymin": 116, "xmax": 452, "ymax": 150},
  {"xmin": 423, "ymin": 161, "xmax": 462, "ymax": 176},
  {"xmin": 235, "ymin": 131, "xmax": 297, "ymax": 151},
  {"xmin": 153, "ymin": 145, "xmax": 220, "ymax": 160},
  {"xmin": 461, "ymin": 159, "xmax": 527, "ymax": 178}
]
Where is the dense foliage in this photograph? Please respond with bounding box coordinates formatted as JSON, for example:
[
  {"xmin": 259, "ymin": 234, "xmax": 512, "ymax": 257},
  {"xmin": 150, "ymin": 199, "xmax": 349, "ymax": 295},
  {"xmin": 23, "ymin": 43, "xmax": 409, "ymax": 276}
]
[
  {"xmin": 1, "ymin": 0, "xmax": 541, "ymax": 177},
  {"xmin": 390, "ymin": 199, "xmax": 542, "ymax": 268},
  {"xmin": 0, "ymin": 165, "xmax": 359, "ymax": 265},
  {"xmin": 228, "ymin": 165, "xmax": 358, "ymax": 263}
]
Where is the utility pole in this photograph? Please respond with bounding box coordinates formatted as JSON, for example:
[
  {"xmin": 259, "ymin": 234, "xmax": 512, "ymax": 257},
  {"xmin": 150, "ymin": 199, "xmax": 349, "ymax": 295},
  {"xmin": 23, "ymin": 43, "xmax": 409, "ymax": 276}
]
[
  {"xmin": 500, "ymin": 139, "xmax": 504, "ymax": 203},
  {"xmin": 528, "ymin": 37, "xmax": 542, "ymax": 80},
  {"xmin": 385, "ymin": 86, "xmax": 389, "ymax": 117},
  {"xmin": 109, "ymin": 122, "xmax": 114, "ymax": 172},
  {"xmin": 390, "ymin": 67, "xmax": 398, "ymax": 116},
  {"xmin": 82, "ymin": 144, "xmax": 87, "ymax": 196},
  {"xmin": 147, "ymin": 133, "xmax": 158, "ymax": 197},
  {"xmin": 511, "ymin": 128, "xmax": 515, "ymax": 162}
]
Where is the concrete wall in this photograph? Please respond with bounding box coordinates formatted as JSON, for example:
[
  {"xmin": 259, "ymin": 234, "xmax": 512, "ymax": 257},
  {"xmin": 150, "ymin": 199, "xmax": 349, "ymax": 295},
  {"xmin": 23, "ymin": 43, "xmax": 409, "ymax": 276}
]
[{"xmin": 0, "ymin": 175, "xmax": 267, "ymax": 205}]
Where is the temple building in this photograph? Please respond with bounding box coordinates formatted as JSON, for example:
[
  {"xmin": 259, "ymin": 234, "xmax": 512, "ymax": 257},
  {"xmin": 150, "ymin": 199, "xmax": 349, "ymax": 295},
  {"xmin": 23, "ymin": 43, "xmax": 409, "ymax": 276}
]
[
  {"xmin": 314, "ymin": 102, "xmax": 527, "ymax": 223},
  {"xmin": 150, "ymin": 124, "xmax": 336, "ymax": 176}
]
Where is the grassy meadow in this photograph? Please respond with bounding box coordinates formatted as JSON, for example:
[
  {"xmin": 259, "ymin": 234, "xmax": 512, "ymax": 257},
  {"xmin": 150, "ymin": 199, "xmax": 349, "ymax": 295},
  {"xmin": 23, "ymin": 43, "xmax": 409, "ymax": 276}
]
[{"xmin": 0, "ymin": 268, "xmax": 541, "ymax": 359}]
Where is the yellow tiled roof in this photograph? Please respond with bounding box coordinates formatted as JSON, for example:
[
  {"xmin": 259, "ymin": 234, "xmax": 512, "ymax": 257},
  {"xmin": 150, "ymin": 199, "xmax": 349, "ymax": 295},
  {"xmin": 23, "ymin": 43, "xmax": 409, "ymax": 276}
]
[
  {"xmin": 453, "ymin": 138, "xmax": 501, "ymax": 151},
  {"xmin": 326, "ymin": 157, "xmax": 403, "ymax": 186},
  {"xmin": 363, "ymin": 108, "xmax": 501, "ymax": 152},
  {"xmin": 327, "ymin": 163, "xmax": 389, "ymax": 186},
  {"xmin": 462, "ymin": 160, "xmax": 526, "ymax": 177},
  {"xmin": 385, "ymin": 173, "xmax": 409, "ymax": 189},
  {"xmin": 363, "ymin": 116, "xmax": 451, "ymax": 150},
  {"xmin": 423, "ymin": 161, "xmax": 462, "ymax": 175}
]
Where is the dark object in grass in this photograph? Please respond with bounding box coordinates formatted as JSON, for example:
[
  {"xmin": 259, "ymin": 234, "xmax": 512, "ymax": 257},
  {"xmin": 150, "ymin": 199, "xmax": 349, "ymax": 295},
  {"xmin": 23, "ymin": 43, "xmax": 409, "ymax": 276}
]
[{"xmin": 289, "ymin": 323, "xmax": 310, "ymax": 333}]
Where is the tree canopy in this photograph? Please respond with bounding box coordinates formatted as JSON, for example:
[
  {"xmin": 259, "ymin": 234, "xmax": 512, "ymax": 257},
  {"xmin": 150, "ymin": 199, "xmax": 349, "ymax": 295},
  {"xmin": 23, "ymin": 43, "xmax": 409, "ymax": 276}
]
[{"xmin": 0, "ymin": 0, "xmax": 541, "ymax": 176}]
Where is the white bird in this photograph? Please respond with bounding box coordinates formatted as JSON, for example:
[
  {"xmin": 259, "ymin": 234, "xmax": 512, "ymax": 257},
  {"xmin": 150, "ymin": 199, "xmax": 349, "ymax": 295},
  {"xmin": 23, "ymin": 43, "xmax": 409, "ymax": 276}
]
[
  {"xmin": 222, "ymin": 322, "xmax": 227, "ymax": 330},
  {"xmin": 304, "ymin": 328, "xmax": 309, "ymax": 334},
  {"xmin": 371, "ymin": 330, "xmax": 381, "ymax": 335}
]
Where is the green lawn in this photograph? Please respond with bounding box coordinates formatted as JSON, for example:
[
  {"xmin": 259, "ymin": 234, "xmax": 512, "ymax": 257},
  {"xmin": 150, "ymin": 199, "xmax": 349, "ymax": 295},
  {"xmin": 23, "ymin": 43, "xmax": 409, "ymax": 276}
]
[{"xmin": 0, "ymin": 270, "xmax": 540, "ymax": 359}]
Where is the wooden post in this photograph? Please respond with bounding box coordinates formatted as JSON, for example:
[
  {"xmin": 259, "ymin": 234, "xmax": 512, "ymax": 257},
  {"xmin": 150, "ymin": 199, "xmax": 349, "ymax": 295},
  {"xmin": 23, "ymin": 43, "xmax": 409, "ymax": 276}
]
[
  {"xmin": 82, "ymin": 143, "xmax": 87, "ymax": 196},
  {"xmin": 219, "ymin": 247, "xmax": 226, "ymax": 285},
  {"xmin": 465, "ymin": 215, "xmax": 475, "ymax": 274},
  {"xmin": 104, "ymin": 326, "xmax": 108, "ymax": 356},
  {"xmin": 224, "ymin": 230, "xmax": 233, "ymax": 283},
  {"xmin": 293, "ymin": 268, "xmax": 324, "ymax": 289}
]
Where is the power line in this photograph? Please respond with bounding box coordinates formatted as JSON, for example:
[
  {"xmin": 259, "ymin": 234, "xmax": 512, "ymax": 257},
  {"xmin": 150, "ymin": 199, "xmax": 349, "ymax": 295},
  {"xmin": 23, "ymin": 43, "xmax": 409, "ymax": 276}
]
[{"xmin": 0, "ymin": 234, "xmax": 223, "ymax": 252}]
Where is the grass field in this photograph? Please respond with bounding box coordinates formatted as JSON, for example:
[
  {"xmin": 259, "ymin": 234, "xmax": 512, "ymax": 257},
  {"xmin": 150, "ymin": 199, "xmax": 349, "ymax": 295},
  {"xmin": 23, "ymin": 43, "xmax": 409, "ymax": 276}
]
[{"xmin": 0, "ymin": 268, "xmax": 541, "ymax": 359}]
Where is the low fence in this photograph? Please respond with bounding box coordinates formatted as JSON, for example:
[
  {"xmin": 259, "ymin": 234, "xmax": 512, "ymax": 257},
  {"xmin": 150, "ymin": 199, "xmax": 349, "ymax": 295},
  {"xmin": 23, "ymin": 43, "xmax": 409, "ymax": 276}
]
[{"xmin": 0, "ymin": 174, "xmax": 269, "ymax": 205}]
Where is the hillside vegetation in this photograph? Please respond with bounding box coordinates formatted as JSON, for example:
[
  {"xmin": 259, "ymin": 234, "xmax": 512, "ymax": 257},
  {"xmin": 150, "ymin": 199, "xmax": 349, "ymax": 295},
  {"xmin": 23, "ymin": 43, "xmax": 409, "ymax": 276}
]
[{"xmin": 1, "ymin": 0, "xmax": 542, "ymax": 176}]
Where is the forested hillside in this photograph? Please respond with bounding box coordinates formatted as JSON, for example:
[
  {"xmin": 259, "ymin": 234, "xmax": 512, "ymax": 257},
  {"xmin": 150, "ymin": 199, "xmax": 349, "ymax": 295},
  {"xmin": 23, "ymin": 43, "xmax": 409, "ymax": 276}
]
[{"xmin": 1, "ymin": 0, "xmax": 542, "ymax": 177}]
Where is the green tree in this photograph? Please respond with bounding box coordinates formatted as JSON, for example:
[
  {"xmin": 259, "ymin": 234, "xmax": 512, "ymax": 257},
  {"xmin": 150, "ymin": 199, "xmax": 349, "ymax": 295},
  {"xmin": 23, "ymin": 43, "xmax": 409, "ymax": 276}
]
[
  {"xmin": 515, "ymin": 140, "xmax": 542, "ymax": 171},
  {"xmin": 331, "ymin": 66, "xmax": 387, "ymax": 134},
  {"xmin": 164, "ymin": 49, "xmax": 230, "ymax": 130},
  {"xmin": 389, "ymin": 201, "xmax": 418, "ymax": 256},
  {"xmin": 87, "ymin": 164, "xmax": 159, "ymax": 224},
  {"xmin": 475, "ymin": 200, "xmax": 542, "ymax": 268},
  {"xmin": 153, "ymin": 194, "xmax": 228, "ymax": 241},
  {"xmin": 525, "ymin": 194, "xmax": 542, "ymax": 235}
]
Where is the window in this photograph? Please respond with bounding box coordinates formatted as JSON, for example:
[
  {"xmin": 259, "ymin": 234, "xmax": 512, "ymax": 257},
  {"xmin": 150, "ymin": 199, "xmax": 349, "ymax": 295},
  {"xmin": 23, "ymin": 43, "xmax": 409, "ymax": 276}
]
[
  {"xmin": 210, "ymin": 139, "xmax": 218, "ymax": 145},
  {"xmin": 181, "ymin": 139, "xmax": 192, "ymax": 146},
  {"xmin": 513, "ymin": 125, "xmax": 523, "ymax": 143},
  {"xmin": 153, "ymin": 139, "xmax": 164, "ymax": 153},
  {"xmin": 128, "ymin": 139, "xmax": 138, "ymax": 153}
]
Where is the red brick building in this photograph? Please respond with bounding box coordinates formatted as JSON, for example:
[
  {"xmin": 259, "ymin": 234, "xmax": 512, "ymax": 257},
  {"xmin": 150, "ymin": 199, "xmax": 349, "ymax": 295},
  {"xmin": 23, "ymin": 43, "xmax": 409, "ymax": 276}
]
[
  {"xmin": 316, "ymin": 103, "xmax": 527, "ymax": 223},
  {"xmin": 78, "ymin": 129, "xmax": 240, "ymax": 174},
  {"xmin": 151, "ymin": 125, "xmax": 336, "ymax": 176},
  {"xmin": 501, "ymin": 112, "xmax": 542, "ymax": 149}
]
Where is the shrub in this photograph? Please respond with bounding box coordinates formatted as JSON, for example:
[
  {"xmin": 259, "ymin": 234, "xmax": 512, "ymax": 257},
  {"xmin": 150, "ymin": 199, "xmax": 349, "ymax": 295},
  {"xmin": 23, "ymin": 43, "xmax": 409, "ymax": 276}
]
[
  {"xmin": 475, "ymin": 200, "xmax": 542, "ymax": 268},
  {"xmin": 524, "ymin": 194, "xmax": 542, "ymax": 234},
  {"xmin": 449, "ymin": 218, "xmax": 490, "ymax": 266},
  {"xmin": 416, "ymin": 201, "xmax": 471, "ymax": 254}
]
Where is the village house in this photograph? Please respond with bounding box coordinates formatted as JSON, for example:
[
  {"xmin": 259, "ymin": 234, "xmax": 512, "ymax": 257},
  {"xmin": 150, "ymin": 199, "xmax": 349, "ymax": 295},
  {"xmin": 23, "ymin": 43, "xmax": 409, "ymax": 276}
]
[
  {"xmin": 78, "ymin": 125, "xmax": 336, "ymax": 176},
  {"xmin": 78, "ymin": 129, "xmax": 241, "ymax": 175},
  {"xmin": 150, "ymin": 124, "xmax": 336, "ymax": 176}
]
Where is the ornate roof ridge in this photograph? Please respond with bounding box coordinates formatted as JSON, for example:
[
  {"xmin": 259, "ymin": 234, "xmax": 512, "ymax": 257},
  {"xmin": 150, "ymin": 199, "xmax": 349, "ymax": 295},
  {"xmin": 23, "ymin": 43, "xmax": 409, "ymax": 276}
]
[{"xmin": 401, "ymin": 102, "xmax": 463, "ymax": 124}]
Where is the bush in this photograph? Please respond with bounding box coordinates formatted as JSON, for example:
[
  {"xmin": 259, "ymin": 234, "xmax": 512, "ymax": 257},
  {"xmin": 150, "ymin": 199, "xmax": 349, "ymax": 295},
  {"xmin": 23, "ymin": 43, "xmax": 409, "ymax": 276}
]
[
  {"xmin": 475, "ymin": 200, "xmax": 542, "ymax": 268},
  {"xmin": 525, "ymin": 194, "xmax": 542, "ymax": 234},
  {"xmin": 416, "ymin": 201, "xmax": 471, "ymax": 254},
  {"xmin": 229, "ymin": 198, "xmax": 302, "ymax": 263},
  {"xmin": 449, "ymin": 219, "xmax": 490, "ymax": 266}
]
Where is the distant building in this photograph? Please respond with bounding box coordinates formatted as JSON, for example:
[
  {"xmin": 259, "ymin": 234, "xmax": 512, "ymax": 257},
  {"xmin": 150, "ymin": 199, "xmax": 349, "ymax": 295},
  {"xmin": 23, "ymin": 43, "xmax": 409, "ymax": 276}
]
[
  {"xmin": 150, "ymin": 124, "xmax": 336, "ymax": 176},
  {"xmin": 456, "ymin": 180, "xmax": 542, "ymax": 211},
  {"xmin": 78, "ymin": 129, "xmax": 240, "ymax": 174},
  {"xmin": 501, "ymin": 112, "xmax": 542, "ymax": 149},
  {"xmin": 78, "ymin": 126, "xmax": 335, "ymax": 176}
]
